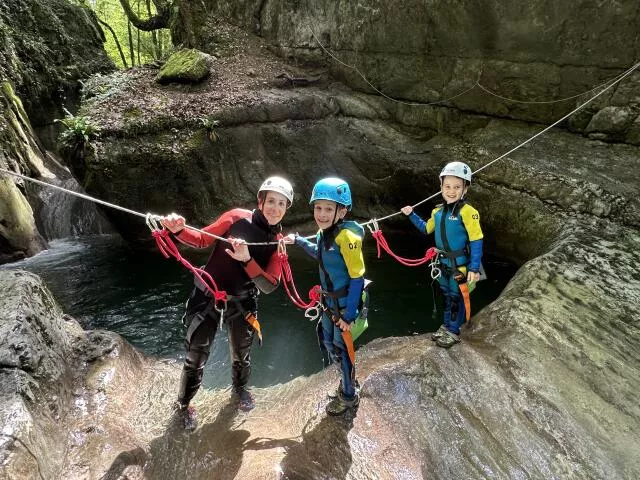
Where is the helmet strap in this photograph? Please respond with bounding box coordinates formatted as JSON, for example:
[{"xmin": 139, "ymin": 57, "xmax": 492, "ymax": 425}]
[{"xmin": 332, "ymin": 203, "xmax": 348, "ymax": 225}]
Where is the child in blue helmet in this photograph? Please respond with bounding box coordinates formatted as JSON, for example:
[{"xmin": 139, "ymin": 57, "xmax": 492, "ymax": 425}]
[
  {"xmin": 285, "ymin": 177, "xmax": 365, "ymax": 415},
  {"xmin": 401, "ymin": 162, "xmax": 483, "ymax": 348}
]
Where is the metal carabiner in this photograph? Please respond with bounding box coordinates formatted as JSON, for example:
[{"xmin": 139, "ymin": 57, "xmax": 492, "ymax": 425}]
[
  {"xmin": 304, "ymin": 302, "xmax": 323, "ymax": 322},
  {"xmin": 145, "ymin": 213, "xmax": 162, "ymax": 232},
  {"xmin": 214, "ymin": 300, "xmax": 227, "ymax": 329},
  {"xmin": 429, "ymin": 261, "xmax": 441, "ymax": 280},
  {"xmin": 277, "ymin": 237, "xmax": 287, "ymax": 255}
]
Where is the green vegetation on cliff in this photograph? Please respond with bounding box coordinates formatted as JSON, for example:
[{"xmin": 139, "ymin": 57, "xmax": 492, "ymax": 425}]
[
  {"xmin": 0, "ymin": 0, "xmax": 114, "ymax": 125},
  {"xmin": 89, "ymin": 0, "xmax": 171, "ymax": 68}
]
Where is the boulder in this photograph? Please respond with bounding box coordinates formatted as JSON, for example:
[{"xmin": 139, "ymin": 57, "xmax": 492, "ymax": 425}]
[
  {"xmin": 0, "ymin": 269, "xmax": 146, "ymax": 479},
  {"xmin": 156, "ymin": 49, "xmax": 211, "ymax": 84},
  {"xmin": 0, "ymin": 82, "xmax": 48, "ymax": 262},
  {"xmin": 585, "ymin": 106, "xmax": 638, "ymax": 141}
]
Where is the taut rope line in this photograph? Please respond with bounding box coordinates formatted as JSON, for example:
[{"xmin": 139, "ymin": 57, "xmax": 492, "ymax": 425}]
[
  {"xmin": 2, "ymin": 59, "xmax": 638, "ymax": 242},
  {"xmin": 307, "ymin": 20, "xmax": 636, "ymax": 107},
  {"xmin": 359, "ymin": 60, "xmax": 640, "ymax": 226},
  {"xmin": 307, "ymin": 26, "xmax": 479, "ymax": 107},
  {"xmin": 0, "ymin": 166, "xmax": 247, "ymax": 245}
]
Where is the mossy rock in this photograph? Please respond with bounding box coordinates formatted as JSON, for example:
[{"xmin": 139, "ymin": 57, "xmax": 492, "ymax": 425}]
[{"xmin": 156, "ymin": 49, "xmax": 210, "ymax": 84}]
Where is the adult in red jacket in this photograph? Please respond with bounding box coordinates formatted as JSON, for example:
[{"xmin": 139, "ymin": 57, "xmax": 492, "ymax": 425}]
[{"xmin": 161, "ymin": 176, "xmax": 293, "ymax": 426}]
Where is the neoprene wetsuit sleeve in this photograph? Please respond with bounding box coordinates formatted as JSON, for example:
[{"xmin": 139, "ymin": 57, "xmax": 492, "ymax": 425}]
[
  {"xmin": 175, "ymin": 209, "xmax": 244, "ymax": 248},
  {"xmin": 468, "ymin": 239, "xmax": 483, "ymax": 273},
  {"xmin": 409, "ymin": 212, "xmax": 433, "ymax": 235},
  {"xmin": 344, "ymin": 277, "xmax": 364, "ymax": 321},
  {"xmin": 295, "ymin": 235, "xmax": 319, "ymax": 259},
  {"xmin": 245, "ymin": 252, "xmax": 281, "ymax": 294},
  {"xmin": 336, "ymin": 229, "xmax": 366, "ymax": 322},
  {"xmin": 460, "ymin": 204, "xmax": 484, "ymax": 272}
]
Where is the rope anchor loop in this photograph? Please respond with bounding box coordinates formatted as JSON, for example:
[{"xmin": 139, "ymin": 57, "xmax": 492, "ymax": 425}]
[
  {"xmin": 213, "ymin": 291, "xmax": 227, "ymax": 315},
  {"xmin": 366, "ymin": 218, "xmax": 380, "ymax": 235},
  {"xmin": 277, "ymin": 237, "xmax": 287, "ymax": 255}
]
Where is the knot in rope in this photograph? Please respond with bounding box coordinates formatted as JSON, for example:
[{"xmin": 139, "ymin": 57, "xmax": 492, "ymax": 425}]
[
  {"xmin": 309, "ymin": 285, "xmax": 321, "ymax": 303},
  {"xmin": 213, "ymin": 291, "xmax": 228, "ymax": 302},
  {"xmin": 148, "ymin": 214, "xmax": 229, "ymax": 307},
  {"xmin": 425, "ymin": 247, "xmax": 438, "ymax": 262}
]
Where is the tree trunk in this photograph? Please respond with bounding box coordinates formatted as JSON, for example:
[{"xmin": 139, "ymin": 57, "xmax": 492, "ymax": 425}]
[
  {"xmin": 169, "ymin": 0, "xmax": 198, "ymax": 48},
  {"xmin": 127, "ymin": 21, "xmax": 135, "ymax": 67},
  {"xmin": 97, "ymin": 18, "xmax": 128, "ymax": 68},
  {"xmin": 118, "ymin": 0, "xmax": 171, "ymax": 31},
  {"xmin": 146, "ymin": 0, "xmax": 159, "ymax": 59},
  {"xmin": 136, "ymin": 0, "xmax": 141, "ymax": 65}
]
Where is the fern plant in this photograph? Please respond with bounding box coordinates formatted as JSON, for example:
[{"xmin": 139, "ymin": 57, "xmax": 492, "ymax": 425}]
[
  {"xmin": 55, "ymin": 108, "xmax": 101, "ymax": 153},
  {"xmin": 200, "ymin": 117, "xmax": 220, "ymax": 142}
]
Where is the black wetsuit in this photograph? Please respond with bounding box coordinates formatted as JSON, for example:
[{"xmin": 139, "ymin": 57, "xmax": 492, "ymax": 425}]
[{"xmin": 174, "ymin": 208, "xmax": 281, "ymax": 405}]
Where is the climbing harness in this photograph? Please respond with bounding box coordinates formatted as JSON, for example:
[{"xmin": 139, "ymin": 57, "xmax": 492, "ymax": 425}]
[
  {"xmin": 2, "ymin": 59, "xmax": 639, "ymax": 330},
  {"xmin": 0, "ymin": 59, "xmax": 638, "ymax": 245}
]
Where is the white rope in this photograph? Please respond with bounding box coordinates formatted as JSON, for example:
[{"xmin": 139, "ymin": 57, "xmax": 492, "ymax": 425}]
[
  {"xmin": 307, "ymin": 22, "xmax": 635, "ymax": 108},
  {"xmin": 474, "ymin": 61, "xmax": 640, "ymax": 176},
  {"xmin": 474, "ymin": 66, "xmax": 632, "ymax": 104},
  {"xmin": 0, "ymin": 166, "xmax": 236, "ymax": 245},
  {"xmin": 303, "ymin": 18, "xmax": 640, "ymax": 226},
  {"xmin": 358, "ymin": 60, "xmax": 640, "ymax": 227},
  {"xmin": 0, "ymin": 167, "xmax": 153, "ymax": 219},
  {"xmin": 307, "ymin": 26, "xmax": 479, "ymax": 107},
  {"xmin": 3, "ymin": 54, "xmax": 638, "ymax": 245}
]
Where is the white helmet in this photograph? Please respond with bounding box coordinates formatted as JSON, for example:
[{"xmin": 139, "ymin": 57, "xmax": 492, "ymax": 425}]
[
  {"xmin": 440, "ymin": 161, "xmax": 472, "ymax": 183},
  {"xmin": 258, "ymin": 176, "xmax": 294, "ymax": 206}
]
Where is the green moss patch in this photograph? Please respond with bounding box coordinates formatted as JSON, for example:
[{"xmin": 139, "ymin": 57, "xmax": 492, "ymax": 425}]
[{"xmin": 156, "ymin": 49, "xmax": 210, "ymax": 84}]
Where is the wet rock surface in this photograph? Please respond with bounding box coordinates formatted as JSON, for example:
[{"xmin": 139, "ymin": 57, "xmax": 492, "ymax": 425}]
[
  {"xmin": 3, "ymin": 3, "xmax": 640, "ymax": 478},
  {"xmin": 0, "ymin": 0, "xmax": 114, "ymax": 262},
  {"xmin": 2, "ymin": 223, "xmax": 639, "ymax": 479}
]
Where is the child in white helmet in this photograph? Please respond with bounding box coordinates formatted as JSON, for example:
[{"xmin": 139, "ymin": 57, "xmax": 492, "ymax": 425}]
[{"xmin": 401, "ymin": 162, "xmax": 483, "ymax": 348}]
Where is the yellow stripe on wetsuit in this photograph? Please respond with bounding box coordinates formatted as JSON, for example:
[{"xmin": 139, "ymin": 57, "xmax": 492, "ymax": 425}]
[
  {"xmin": 425, "ymin": 203, "xmax": 483, "ymax": 241},
  {"xmin": 335, "ymin": 228, "xmax": 365, "ymax": 278}
]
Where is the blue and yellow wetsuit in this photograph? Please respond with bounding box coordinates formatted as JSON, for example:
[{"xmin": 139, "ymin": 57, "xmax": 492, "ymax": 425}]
[
  {"xmin": 295, "ymin": 220, "xmax": 365, "ymax": 399},
  {"xmin": 409, "ymin": 201, "xmax": 483, "ymax": 335}
]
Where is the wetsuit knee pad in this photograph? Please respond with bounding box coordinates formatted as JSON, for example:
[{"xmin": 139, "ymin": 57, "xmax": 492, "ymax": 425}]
[{"xmin": 184, "ymin": 348, "xmax": 209, "ymax": 372}]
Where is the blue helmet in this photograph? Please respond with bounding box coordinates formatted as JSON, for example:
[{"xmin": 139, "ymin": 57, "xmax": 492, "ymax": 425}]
[{"xmin": 309, "ymin": 177, "xmax": 352, "ymax": 211}]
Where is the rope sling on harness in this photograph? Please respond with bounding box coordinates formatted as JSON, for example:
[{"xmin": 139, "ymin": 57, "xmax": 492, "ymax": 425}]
[
  {"xmin": 368, "ymin": 221, "xmax": 439, "ymax": 268},
  {"xmin": 367, "ymin": 220, "xmax": 472, "ymax": 321},
  {"xmin": 148, "ymin": 217, "xmax": 274, "ymax": 345},
  {"xmin": 316, "ymin": 236, "xmax": 358, "ymax": 366},
  {"xmin": 276, "ymin": 240, "xmax": 323, "ymax": 318},
  {"xmin": 146, "ymin": 216, "xmax": 236, "ymax": 326}
]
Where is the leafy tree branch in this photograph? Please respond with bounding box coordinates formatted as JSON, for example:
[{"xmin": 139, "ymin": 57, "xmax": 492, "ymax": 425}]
[{"xmin": 117, "ymin": 0, "xmax": 172, "ymax": 31}]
